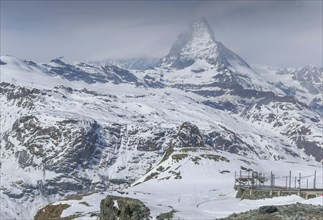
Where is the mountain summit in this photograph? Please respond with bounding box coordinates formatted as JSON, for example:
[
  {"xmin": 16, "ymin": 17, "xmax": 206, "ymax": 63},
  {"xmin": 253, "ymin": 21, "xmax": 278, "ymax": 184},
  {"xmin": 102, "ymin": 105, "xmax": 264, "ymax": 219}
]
[{"xmin": 159, "ymin": 18, "xmax": 250, "ymax": 69}]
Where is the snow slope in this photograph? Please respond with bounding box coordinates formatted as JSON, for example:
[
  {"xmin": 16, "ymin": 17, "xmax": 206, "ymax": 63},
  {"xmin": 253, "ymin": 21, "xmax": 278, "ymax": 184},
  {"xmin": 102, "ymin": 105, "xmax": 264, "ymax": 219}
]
[
  {"xmin": 42, "ymin": 147, "xmax": 322, "ymax": 219},
  {"xmin": 1, "ymin": 55, "xmax": 322, "ymax": 219}
]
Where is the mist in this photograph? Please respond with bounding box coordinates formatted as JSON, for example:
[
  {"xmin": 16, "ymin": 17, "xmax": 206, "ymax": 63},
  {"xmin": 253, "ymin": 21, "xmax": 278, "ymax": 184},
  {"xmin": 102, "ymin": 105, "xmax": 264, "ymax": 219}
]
[{"xmin": 1, "ymin": 0, "xmax": 322, "ymax": 67}]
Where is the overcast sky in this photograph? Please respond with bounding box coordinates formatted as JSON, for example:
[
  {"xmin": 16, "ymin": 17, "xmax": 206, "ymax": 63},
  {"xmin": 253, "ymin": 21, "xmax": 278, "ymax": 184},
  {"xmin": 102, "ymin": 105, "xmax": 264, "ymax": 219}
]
[{"xmin": 1, "ymin": 0, "xmax": 322, "ymax": 67}]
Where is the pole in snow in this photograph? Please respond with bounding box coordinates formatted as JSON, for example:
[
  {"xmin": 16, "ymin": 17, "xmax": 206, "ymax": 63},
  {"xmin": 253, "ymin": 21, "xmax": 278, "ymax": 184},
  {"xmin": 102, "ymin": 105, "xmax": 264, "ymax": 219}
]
[
  {"xmin": 294, "ymin": 176, "xmax": 297, "ymax": 188},
  {"xmin": 235, "ymin": 171, "xmax": 236, "ymax": 187},
  {"xmin": 313, "ymin": 170, "xmax": 316, "ymax": 189},
  {"xmin": 270, "ymin": 171, "xmax": 273, "ymax": 188}
]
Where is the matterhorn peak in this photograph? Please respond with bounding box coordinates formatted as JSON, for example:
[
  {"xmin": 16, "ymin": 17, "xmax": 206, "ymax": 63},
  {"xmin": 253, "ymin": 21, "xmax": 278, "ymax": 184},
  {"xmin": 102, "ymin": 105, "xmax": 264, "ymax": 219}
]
[
  {"xmin": 188, "ymin": 18, "xmax": 216, "ymax": 42},
  {"xmin": 159, "ymin": 18, "xmax": 250, "ymax": 70}
]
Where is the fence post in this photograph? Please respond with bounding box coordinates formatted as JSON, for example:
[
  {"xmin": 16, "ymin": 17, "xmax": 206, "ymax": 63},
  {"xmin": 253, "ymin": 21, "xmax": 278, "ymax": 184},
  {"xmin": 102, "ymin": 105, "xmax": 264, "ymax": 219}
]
[
  {"xmin": 240, "ymin": 170, "xmax": 242, "ymax": 187},
  {"xmin": 294, "ymin": 176, "xmax": 297, "ymax": 188},
  {"xmin": 299, "ymin": 173, "xmax": 301, "ymax": 189},
  {"xmin": 270, "ymin": 171, "xmax": 273, "ymax": 188},
  {"xmin": 289, "ymin": 171, "xmax": 291, "ymax": 188},
  {"xmin": 235, "ymin": 171, "xmax": 236, "ymax": 187},
  {"xmin": 313, "ymin": 170, "xmax": 316, "ymax": 189},
  {"xmin": 285, "ymin": 176, "xmax": 288, "ymax": 188}
]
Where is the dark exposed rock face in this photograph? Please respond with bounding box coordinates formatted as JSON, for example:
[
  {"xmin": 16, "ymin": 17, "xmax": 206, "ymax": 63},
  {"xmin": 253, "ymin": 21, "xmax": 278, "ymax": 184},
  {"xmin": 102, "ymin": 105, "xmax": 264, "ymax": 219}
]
[
  {"xmin": 294, "ymin": 138, "xmax": 323, "ymax": 162},
  {"xmin": 310, "ymin": 97, "xmax": 323, "ymax": 116},
  {"xmin": 258, "ymin": 205, "xmax": 278, "ymax": 214},
  {"xmin": 273, "ymin": 65, "xmax": 322, "ymax": 115},
  {"xmin": 1, "ymin": 111, "xmax": 108, "ymax": 198},
  {"xmin": 173, "ymin": 122, "xmax": 204, "ymax": 148},
  {"xmin": 137, "ymin": 130, "xmax": 169, "ymax": 152},
  {"xmin": 205, "ymin": 128, "xmax": 257, "ymax": 157},
  {"xmin": 143, "ymin": 75, "xmax": 165, "ymax": 88},
  {"xmin": 292, "ymin": 65, "xmax": 322, "ymax": 95},
  {"xmin": 44, "ymin": 58, "xmax": 138, "ymax": 85},
  {"xmin": 241, "ymin": 95, "xmax": 322, "ymax": 162},
  {"xmin": 0, "ymin": 59, "xmax": 7, "ymax": 65},
  {"xmin": 0, "ymin": 82, "xmax": 40, "ymax": 109},
  {"xmin": 4, "ymin": 115, "xmax": 104, "ymax": 172},
  {"xmin": 99, "ymin": 195, "xmax": 151, "ymax": 220}
]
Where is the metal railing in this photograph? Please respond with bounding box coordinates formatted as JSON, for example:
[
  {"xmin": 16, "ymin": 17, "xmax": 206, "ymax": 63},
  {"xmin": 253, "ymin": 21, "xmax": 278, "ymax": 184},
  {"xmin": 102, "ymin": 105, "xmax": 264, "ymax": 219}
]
[{"xmin": 234, "ymin": 170, "xmax": 319, "ymax": 190}]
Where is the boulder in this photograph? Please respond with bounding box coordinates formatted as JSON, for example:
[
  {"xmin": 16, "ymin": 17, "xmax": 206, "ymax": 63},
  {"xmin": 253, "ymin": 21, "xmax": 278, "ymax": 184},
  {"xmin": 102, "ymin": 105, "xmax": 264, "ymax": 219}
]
[
  {"xmin": 259, "ymin": 205, "xmax": 278, "ymax": 214},
  {"xmin": 99, "ymin": 195, "xmax": 150, "ymax": 220}
]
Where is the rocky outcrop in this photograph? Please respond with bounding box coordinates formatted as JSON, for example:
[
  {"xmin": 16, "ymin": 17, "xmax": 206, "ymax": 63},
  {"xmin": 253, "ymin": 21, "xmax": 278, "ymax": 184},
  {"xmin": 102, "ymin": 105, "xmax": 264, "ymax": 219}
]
[
  {"xmin": 292, "ymin": 65, "xmax": 322, "ymax": 95},
  {"xmin": 0, "ymin": 82, "xmax": 40, "ymax": 109},
  {"xmin": 241, "ymin": 96, "xmax": 323, "ymax": 162},
  {"xmin": 99, "ymin": 195, "xmax": 150, "ymax": 220},
  {"xmin": 206, "ymin": 128, "xmax": 257, "ymax": 157},
  {"xmin": 34, "ymin": 203, "xmax": 71, "ymax": 220},
  {"xmin": 156, "ymin": 209, "xmax": 176, "ymax": 220},
  {"xmin": 4, "ymin": 115, "xmax": 104, "ymax": 172},
  {"xmin": 0, "ymin": 59, "xmax": 7, "ymax": 65},
  {"xmin": 173, "ymin": 122, "xmax": 204, "ymax": 148},
  {"xmin": 223, "ymin": 203, "xmax": 323, "ymax": 220}
]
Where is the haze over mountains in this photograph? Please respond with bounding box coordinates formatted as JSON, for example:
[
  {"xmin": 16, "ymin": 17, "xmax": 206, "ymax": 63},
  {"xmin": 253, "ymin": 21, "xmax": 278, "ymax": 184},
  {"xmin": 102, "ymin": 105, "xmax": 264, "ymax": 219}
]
[{"xmin": 0, "ymin": 19, "xmax": 322, "ymax": 219}]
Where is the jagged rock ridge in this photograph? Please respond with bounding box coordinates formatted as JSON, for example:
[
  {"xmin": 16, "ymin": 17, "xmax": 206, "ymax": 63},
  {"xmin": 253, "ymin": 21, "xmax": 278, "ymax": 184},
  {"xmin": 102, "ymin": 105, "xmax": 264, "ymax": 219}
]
[{"xmin": 159, "ymin": 18, "xmax": 250, "ymax": 69}]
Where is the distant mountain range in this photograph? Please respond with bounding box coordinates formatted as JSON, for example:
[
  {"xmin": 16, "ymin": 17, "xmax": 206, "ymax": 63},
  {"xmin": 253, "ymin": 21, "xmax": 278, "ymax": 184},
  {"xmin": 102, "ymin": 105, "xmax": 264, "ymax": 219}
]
[{"xmin": 0, "ymin": 18, "xmax": 322, "ymax": 219}]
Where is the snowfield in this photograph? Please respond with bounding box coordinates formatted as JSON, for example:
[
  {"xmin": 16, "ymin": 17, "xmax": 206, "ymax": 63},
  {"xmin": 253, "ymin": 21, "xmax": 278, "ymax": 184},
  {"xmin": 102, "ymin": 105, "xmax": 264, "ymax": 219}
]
[{"xmin": 44, "ymin": 152, "xmax": 322, "ymax": 219}]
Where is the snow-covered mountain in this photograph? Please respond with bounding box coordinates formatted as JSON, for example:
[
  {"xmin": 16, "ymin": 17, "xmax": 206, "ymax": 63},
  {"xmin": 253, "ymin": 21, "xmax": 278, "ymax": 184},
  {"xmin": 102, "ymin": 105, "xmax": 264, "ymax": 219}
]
[
  {"xmin": 0, "ymin": 56, "xmax": 139, "ymax": 86},
  {"xmin": 95, "ymin": 57, "xmax": 160, "ymax": 70},
  {"xmin": 253, "ymin": 64, "xmax": 323, "ymax": 115},
  {"xmin": 159, "ymin": 18, "xmax": 250, "ymax": 70},
  {"xmin": 0, "ymin": 18, "xmax": 322, "ymax": 219}
]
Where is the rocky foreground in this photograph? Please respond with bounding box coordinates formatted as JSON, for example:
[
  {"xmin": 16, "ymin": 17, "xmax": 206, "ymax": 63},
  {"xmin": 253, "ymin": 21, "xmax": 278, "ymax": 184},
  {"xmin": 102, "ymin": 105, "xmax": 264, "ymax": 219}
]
[
  {"xmin": 35, "ymin": 195, "xmax": 322, "ymax": 220},
  {"xmin": 223, "ymin": 203, "xmax": 323, "ymax": 220}
]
